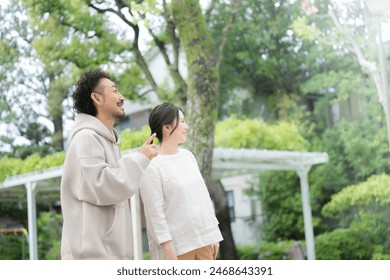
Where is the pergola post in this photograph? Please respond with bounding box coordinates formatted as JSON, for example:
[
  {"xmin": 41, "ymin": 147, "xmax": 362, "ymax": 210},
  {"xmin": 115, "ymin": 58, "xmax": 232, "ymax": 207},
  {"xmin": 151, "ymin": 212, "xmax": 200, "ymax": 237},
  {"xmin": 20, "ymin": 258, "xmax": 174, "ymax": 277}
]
[
  {"xmin": 25, "ymin": 181, "xmax": 38, "ymax": 260},
  {"xmin": 131, "ymin": 191, "xmax": 143, "ymax": 259},
  {"xmin": 297, "ymin": 166, "xmax": 316, "ymax": 260}
]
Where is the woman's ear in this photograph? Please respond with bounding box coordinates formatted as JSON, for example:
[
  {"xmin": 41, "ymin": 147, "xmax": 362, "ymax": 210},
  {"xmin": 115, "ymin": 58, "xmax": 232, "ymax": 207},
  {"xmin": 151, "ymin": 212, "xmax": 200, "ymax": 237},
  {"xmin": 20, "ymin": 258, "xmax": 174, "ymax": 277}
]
[{"xmin": 163, "ymin": 124, "xmax": 172, "ymax": 135}]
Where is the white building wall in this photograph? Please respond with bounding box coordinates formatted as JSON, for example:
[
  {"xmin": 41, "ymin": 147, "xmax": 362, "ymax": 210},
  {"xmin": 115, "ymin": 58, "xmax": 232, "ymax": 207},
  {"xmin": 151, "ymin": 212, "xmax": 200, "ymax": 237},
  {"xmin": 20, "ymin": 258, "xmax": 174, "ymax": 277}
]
[
  {"xmin": 145, "ymin": 48, "xmax": 187, "ymax": 99},
  {"xmin": 221, "ymin": 174, "xmax": 263, "ymax": 246}
]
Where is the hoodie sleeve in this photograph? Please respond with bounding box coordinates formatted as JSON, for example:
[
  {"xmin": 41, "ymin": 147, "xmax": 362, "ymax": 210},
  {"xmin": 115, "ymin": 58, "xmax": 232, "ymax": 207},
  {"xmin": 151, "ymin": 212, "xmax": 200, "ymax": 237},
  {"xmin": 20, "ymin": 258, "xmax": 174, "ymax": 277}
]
[{"xmin": 73, "ymin": 129, "xmax": 150, "ymax": 206}]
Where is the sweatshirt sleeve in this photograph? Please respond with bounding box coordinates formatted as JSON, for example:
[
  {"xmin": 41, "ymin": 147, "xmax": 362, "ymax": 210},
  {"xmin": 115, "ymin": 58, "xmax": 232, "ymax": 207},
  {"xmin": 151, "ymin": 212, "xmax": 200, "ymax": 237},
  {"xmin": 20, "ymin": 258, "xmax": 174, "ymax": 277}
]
[
  {"xmin": 139, "ymin": 165, "xmax": 172, "ymax": 244},
  {"xmin": 74, "ymin": 130, "xmax": 150, "ymax": 205}
]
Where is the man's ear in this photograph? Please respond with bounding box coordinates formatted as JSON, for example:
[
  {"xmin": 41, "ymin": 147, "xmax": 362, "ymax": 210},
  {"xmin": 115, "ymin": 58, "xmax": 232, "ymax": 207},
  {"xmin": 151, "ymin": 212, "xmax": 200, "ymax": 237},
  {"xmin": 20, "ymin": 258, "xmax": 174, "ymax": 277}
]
[{"xmin": 91, "ymin": 92, "xmax": 101, "ymax": 103}]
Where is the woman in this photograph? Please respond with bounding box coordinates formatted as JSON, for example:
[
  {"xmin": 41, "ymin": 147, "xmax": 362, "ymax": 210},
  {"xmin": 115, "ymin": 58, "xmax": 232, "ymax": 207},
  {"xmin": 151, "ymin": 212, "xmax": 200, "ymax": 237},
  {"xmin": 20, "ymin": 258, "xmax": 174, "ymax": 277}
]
[{"xmin": 140, "ymin": 102, "xmax": 223, "ymax": 260}]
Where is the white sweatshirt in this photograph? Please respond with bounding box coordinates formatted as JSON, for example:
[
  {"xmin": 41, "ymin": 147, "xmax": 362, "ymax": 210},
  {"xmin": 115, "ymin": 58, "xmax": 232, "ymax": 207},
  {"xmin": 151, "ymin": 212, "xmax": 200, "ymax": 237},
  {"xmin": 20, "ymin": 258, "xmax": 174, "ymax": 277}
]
[
  {"xmin": 60, "ymin": 113, "xmax": 150, "ymax": 259},
  {"xmin": 140, "ymin": 148, "xmax": 223, "ymax": 259}
]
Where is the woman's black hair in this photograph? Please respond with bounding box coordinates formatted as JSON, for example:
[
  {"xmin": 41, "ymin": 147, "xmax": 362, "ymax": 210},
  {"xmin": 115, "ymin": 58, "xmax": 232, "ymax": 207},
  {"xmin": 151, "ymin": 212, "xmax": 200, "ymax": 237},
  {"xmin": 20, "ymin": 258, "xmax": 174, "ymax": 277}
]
[
  {"xmin": 149, "ymin": 102, "xmax": 183, "ymax": 143},
  {"xmin": 72, "ymin": 69, "xmax": 111, "ymax": 116}
]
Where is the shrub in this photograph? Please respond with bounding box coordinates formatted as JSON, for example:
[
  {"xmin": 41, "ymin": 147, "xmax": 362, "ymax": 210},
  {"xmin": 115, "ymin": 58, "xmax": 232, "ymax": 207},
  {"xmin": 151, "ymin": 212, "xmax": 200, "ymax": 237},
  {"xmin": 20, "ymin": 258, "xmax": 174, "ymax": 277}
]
[
  {"xmin": 317, "ymin": 174, "xmax": 390, "ymax": 259},
  {"xmin": 236, "ymin": 241, "xmax": 295, "ymax": 260},
  {"xmin": 37, "ymin": 211, "xmax": 62, "ymax": 260},
  {"xmin": 120, "ymin": 126, "xmax": 151, "ymax": 150},
  {"xmin": 0, "ymin": 234, "xmax": 29, "ymax": 260},
  {"xmin": 214, "ymin": 116, "xmax": 308, "ymax": 151},
  {"xmin": 315, "ymin": 228, "xmax": 377, "ymax": 260}
]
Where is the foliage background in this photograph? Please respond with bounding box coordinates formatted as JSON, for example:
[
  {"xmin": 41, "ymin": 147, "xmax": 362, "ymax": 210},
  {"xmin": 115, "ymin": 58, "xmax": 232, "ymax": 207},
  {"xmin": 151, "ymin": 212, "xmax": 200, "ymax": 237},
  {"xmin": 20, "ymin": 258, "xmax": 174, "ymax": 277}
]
[{"xmin": 1, "ymin": 0, "xmax": 390, "ymax": 260}]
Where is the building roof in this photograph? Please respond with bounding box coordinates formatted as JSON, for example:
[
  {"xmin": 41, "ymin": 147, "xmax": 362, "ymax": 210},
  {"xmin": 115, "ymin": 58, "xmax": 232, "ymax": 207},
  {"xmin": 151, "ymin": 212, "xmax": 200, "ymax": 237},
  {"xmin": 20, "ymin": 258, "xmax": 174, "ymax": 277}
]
[
  {"xmin": 123, "ymin": 100, "xmax": 152, "ymax": 115},
  {"xmin": 212, "ymin": 148, "xmax": 328, "ymax": 178}
]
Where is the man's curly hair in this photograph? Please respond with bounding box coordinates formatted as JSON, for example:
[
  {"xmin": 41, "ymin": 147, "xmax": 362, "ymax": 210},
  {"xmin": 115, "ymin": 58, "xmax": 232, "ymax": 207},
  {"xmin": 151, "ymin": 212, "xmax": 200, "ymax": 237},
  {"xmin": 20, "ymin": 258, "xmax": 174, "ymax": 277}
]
[{"xmin": 72, "ymin": 69, "xmax": 111, "ymax": 116}]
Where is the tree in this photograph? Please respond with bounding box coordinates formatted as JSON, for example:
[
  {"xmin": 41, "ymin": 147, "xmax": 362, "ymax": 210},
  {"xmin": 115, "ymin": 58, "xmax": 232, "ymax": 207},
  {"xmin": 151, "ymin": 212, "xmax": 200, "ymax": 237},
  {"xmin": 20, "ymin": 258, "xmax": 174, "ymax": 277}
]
[
  {"xmin": 317, "ymin": 174, "xmax": 390, "ymax": 259},
  {"xmin": 24, "ymin": 0, "xmax": 133, "ymax": 151},
  {"xmin": 299, "ymin": 0, "xmax": 390, "ymax": 151},
  {"xmin": 0, "ymin": 1, "xmax": 53, "ymax": 157},
  {"xmin": 171, "ymin": 0, "xmax": 239, "ymax": 259},
  {"xmin": 211, "ymin": 0, "xmax": 324, "ymax": 121},
  {"xmin": 85, "ymin": 0, "xmax": 188, "ymax": 103}
]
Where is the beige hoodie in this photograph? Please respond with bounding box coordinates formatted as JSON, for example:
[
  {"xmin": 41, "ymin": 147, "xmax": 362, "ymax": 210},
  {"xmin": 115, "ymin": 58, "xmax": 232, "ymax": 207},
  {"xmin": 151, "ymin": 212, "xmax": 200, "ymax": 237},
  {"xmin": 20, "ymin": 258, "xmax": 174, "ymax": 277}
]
[{"xmin": 60, "ymin": 113, "xmax": 149, "ymax": 259}]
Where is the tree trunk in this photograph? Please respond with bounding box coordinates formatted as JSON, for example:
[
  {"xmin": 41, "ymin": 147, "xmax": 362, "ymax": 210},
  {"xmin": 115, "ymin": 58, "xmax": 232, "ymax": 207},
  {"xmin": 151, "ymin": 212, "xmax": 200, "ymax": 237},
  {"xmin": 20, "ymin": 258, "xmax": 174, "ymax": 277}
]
[
  {"xmin": 171, "ymin": 0, "xmax": 237, "ymax": 259},
  {"xmin": 209, "ymin": 179, "xmax": 238, "ymax": 260},
  {"xmin": 47, "ymin": 73, "xmax": 66, "ymax": 151}
]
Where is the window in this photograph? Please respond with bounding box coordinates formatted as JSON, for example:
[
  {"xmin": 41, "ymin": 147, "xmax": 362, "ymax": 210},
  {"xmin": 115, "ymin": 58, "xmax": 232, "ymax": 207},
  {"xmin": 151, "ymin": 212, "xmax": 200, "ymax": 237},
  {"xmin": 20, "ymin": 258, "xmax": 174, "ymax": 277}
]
[{"xmin": 226, "ymin": 191, "xmax": 235, "ymax": 222}]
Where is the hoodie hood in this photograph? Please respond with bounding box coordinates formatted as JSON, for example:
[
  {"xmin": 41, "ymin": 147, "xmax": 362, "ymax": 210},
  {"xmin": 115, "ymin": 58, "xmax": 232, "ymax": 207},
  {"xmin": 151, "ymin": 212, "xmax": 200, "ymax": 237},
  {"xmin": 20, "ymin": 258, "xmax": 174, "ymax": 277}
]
[{"xmin": 67, "ymin": 113, "xmax": 120, "ymax": 146}]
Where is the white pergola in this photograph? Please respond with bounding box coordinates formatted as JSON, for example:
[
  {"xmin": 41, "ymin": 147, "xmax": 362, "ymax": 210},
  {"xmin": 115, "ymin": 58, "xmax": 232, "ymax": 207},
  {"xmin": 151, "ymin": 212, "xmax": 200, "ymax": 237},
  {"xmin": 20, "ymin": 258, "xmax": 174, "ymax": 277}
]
[{"xmin": 0, "ymin": 148, "xmax": 328, "ymax": 260}]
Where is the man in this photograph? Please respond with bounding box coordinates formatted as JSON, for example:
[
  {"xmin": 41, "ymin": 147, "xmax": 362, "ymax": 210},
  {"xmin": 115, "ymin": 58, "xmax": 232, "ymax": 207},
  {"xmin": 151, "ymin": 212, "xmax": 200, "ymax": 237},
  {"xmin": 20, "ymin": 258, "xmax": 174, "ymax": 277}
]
[{"xmin": 60, "ymin": 69, "xmax": 157, "ymax": 259}]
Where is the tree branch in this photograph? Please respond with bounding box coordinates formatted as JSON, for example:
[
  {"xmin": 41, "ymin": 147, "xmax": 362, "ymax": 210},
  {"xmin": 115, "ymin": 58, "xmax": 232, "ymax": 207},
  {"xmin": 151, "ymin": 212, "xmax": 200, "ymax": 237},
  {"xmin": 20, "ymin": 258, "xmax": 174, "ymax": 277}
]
[
  {"xmin": 88, "ymin": 3, "xmax": 116, "ymax": 16},
  {"xmin": 137, "ymin": 2, "xmax": 187, "ymax": 103},
  {"xmin": 328, "ymin": 7, "xmax": 376, "ymax": 73},
  {"xmin": 138, "ymin": 12, "xmax": 171, "ymax": 67},
  {"xmin": 205, "ymin": 0, "xmax": 217, "ymax": 23},
  {"xmin": 162, "ymin": 0, "xmax": 187, "ymax": 103},
  {"xmin": 89, "ymin": 1, "xmax": 162, "ymax": 98},
  {"xmin": 163, "ymin": 0, "xmax": 180, "ymax": 70},
  {"xmin": 215, "ymin": 0, "xmax": 240, "ymax": 69},
  {"xmin": 88, "ymin": 2, "xmax": 137, "ymax": 30},
  {"xmin": 328, "ymin": 5, "xmax": 382, "ymax": 101}
]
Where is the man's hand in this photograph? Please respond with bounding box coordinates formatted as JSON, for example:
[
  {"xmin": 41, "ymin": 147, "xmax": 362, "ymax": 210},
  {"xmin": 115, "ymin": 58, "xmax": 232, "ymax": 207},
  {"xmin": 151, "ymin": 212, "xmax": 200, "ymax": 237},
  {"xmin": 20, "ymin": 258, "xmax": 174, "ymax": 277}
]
[{"xmin": 138, "ymin": 133, "xmax": 158, "ymax": 160}]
